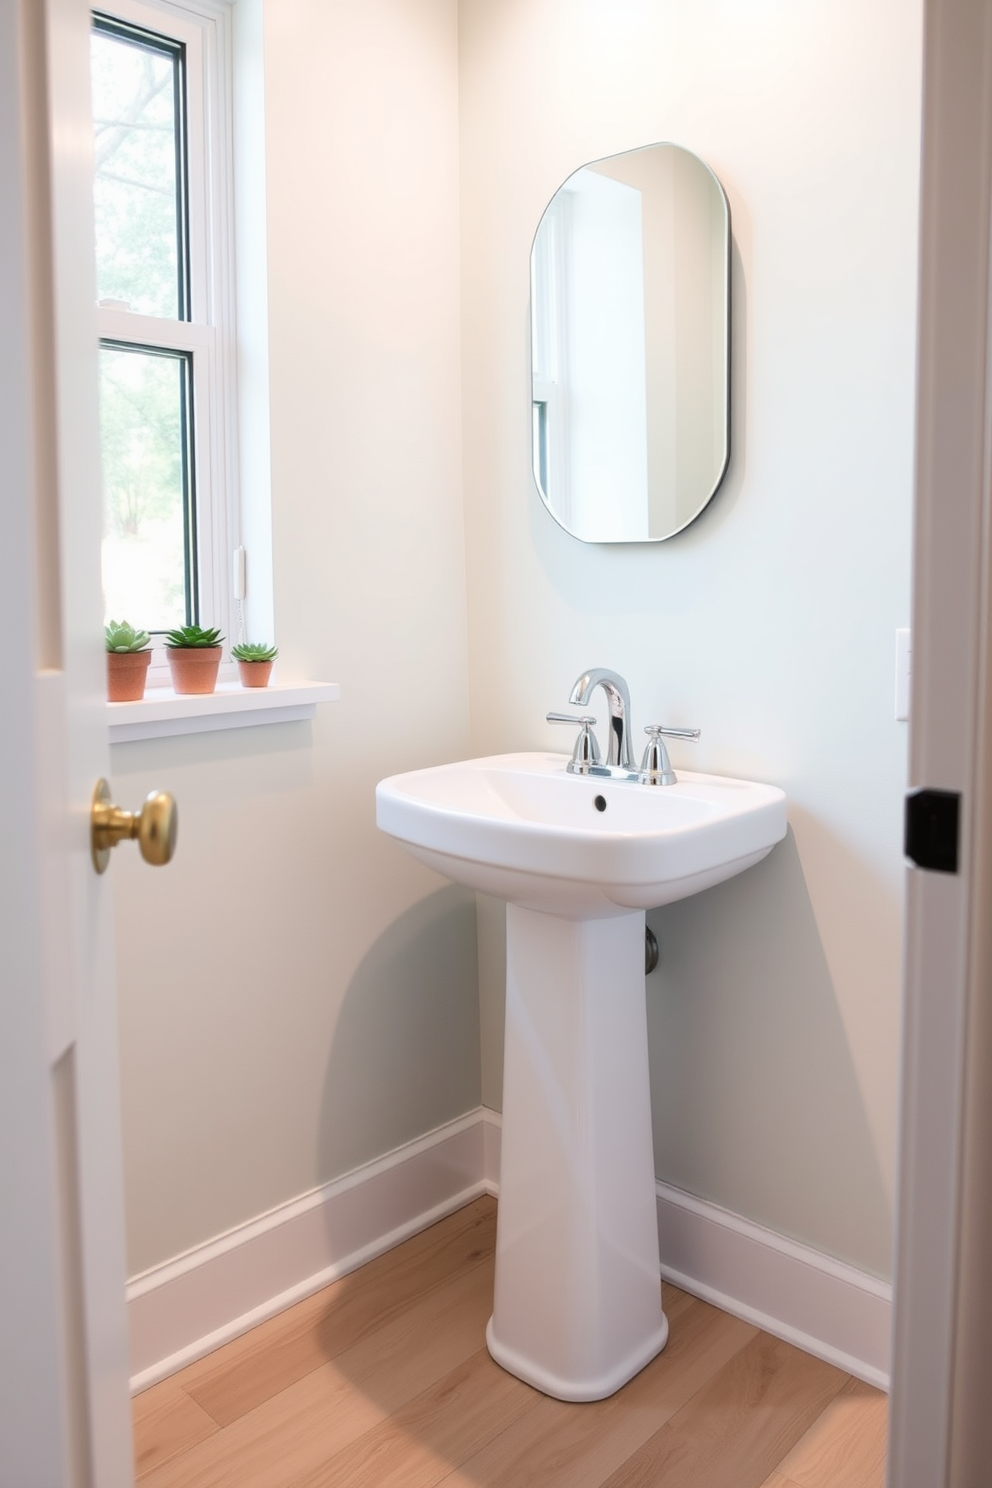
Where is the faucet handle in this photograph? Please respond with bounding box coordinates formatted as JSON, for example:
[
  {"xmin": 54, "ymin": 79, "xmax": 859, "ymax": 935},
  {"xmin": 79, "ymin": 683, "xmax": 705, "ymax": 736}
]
[
  {"xmin": 546, "ymin": 712, "xmax": 602, "ymax": 772},
  {"xmin": 645, "ymin": 724, "xmax": 701, "ymax": 742},
  {"xmin": 640, "ymin": 724, "xmax": 700, "ymax": 786}
]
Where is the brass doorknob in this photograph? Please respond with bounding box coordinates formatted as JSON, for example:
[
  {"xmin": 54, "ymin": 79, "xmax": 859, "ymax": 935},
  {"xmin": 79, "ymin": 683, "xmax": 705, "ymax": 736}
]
[{"xmin": 91, "ymin": 779, "xmax": 178, "ymax": 875}]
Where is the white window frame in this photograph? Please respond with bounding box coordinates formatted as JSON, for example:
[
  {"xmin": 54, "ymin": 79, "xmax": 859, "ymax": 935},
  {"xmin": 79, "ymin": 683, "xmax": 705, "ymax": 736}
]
[{"xmin": 94, "ymin": 0, "xmax": 241, "ymax": 687}]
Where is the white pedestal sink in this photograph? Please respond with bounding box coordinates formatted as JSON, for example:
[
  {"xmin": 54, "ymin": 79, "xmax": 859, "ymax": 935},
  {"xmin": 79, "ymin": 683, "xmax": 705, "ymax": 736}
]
[{"xmin": 376, "ymin": 751, "xmax": 786, "ymax": 1400}]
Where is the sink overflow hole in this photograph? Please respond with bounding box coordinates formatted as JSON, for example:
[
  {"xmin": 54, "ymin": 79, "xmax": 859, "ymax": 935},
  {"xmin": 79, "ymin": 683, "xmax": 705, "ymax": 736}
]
[{"xmin": 593, "ymin": 795, "xmax": 607, "ymax": 812}]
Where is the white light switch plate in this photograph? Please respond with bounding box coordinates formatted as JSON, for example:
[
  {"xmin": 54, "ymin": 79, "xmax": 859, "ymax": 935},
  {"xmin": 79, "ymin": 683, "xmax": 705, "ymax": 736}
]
[{"xmin": 895, "ymin": 628, "xmax": 911, "ymax": 721}]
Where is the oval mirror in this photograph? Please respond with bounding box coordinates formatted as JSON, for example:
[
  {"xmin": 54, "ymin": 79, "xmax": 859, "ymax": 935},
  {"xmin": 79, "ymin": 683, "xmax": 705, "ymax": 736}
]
[{"xmin": 531, "ymin": 143, "xmax": 730, "ymax": 543}]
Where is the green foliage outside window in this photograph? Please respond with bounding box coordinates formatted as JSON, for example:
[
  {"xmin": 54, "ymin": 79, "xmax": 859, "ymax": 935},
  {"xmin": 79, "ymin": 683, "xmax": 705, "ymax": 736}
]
[{"xmin": 91, "ymin": 26, "xmax": 181, "ymax": 318}]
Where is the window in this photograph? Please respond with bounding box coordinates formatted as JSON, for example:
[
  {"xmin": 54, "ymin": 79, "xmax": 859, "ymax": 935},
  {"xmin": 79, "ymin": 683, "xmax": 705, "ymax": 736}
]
[{"xmin": 92, "ymin": 0, "xmax": 239, "ymax": 671}]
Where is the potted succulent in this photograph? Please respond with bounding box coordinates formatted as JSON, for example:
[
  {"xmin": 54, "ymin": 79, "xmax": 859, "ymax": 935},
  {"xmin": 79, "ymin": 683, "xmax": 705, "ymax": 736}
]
[
  {"xmin": 232, "ymin": 641, "xmax": 278, "ymax": 688},
  {"xmin": 165, "ymin": 624, "xmax": 225, "ymax": 695},
  {"xmin": 106, "ymin": 620, "xmax": 152, "ymax": 702}
]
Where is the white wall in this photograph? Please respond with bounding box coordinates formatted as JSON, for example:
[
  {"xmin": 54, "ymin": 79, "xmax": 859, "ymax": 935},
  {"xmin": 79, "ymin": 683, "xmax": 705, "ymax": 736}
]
[
  {"xmin": 111, "ymin": 0, "xmax": 479, "ymax": 1277},
  {"xmin": 459, "ymin": 0, "xmax": 921, "ymax": 1279},
  {"xmin": 112, "ymin": 0, "xmax": 922, "ymax": 1289}
]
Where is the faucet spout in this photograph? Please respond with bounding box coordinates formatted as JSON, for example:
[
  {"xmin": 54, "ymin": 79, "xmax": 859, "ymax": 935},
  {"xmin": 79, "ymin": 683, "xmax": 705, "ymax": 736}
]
[{"xmin": 569, "ymin": 668, "xmax": 634, "ymax": 769}]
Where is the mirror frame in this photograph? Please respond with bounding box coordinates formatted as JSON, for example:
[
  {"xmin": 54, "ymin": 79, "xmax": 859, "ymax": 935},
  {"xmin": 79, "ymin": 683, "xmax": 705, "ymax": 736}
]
[{"xmin": 530, "ymin": 143, "xmax": 732, "ymax": 544}]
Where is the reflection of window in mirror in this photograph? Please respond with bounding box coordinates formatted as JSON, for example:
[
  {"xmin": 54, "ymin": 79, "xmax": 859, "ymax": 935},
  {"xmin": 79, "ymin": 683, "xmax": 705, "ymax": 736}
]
[
  {"xmin": 565, "ymin": 170, "xmax": 650, "ymax": 540},
  {"xmin": 534, "ymin": 176, "xmax": 652, "ymax": 538},
  {"xmin": 531, "ymin": 200, "xmax": 564, "ymax": 513}
]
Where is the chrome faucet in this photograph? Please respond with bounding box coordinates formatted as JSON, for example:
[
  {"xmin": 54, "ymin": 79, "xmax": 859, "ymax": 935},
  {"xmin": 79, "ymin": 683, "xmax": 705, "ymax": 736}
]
[
  {"xmin": 569, "ymin": 668, "xmax": 634, "ymax": 770},
  {"xmin": 551, "ymin": 668, "xmax": 700, "ymax": 784}
]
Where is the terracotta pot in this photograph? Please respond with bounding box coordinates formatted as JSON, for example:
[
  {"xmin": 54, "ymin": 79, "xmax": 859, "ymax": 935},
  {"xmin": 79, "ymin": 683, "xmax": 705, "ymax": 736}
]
[
  {"xmin": 167, "ymin": 645, "xmax": 223, "ymax": 695},
  {"xmin": 238, "ymin": 659, "xmax": 273, "ymax": 689},
  {"xmin": 107, "ymin": 648, "xmax": 152, "ymax": 702}
]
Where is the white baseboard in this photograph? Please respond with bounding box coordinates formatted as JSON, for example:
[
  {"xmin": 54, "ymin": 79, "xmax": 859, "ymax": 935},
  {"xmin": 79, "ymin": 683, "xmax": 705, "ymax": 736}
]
[
  {"xmin": 480, "ymin": 1105, "xmax": 501, "ymax": 1193},
  {"xmin": 654, "ymin": 1180, "xmax": 892, "ymax": 1389},
  {"xmin": 127, "ymin": 1109, "xmax": 488, "ymax": 1392},
  {"xmin": 127, "ymin": 1105, "xmax": 891, "ymax": 1394}
]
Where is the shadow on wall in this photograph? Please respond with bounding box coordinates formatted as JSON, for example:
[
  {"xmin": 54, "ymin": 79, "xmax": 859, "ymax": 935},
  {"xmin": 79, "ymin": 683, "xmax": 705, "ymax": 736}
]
[
  {"xmin": 317, "ymin": 884, "xmax": 482, "ymax": 1191},
  {"xmin": 647, "ymin": 827, "xmax": 892, "ymax": 1279}
]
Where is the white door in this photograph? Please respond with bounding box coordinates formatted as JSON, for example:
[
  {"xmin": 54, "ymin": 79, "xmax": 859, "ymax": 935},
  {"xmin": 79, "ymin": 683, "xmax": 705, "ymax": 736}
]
[{"xmin": 1, "ymin": 0, "xmax": 138, "ymax": 1481}]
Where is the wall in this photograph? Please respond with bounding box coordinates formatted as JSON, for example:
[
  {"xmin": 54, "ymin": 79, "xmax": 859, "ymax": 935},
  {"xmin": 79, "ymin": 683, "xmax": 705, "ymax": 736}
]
[
  {"xmin": 459, "ymin": 0, "xmax": 921, "ymax": 1278},
  {"xmin": 111, "ymin": 0, "xmax": 922, "ymax": 1290},
  {"xmin": 111, "ymin": 0, "xmax": 479, "ymax": 1277}
]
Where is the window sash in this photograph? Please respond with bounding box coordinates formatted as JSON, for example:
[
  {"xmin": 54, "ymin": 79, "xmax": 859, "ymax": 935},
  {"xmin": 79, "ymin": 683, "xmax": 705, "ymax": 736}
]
[
  {"xmin": 93, "ymin": 0, "xmax": 240, "ymax": 683},
  {"xmin": 99, "ymin": 337, "xmax": 199, "ymax": 631},
  {"xmin": 91, "ymin": 9, "xmax": 190, "ymax": 322}
]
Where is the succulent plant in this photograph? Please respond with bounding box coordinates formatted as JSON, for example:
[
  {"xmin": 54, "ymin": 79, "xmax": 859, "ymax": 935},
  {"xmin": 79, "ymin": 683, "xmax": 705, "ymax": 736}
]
[
  {"xmin": 105, "ymin": 620, "xmax": 151, "ymax": 653},
  {"xmin": 232, "ymin": 641, "xmax": 278, "ymax": 662},
  {"xmin": 165, "ymin": 624, "xmax": 224, "ymax": 649}
]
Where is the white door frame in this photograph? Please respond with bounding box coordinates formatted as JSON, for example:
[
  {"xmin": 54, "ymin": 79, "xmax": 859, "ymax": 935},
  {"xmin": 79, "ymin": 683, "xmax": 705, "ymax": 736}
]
[
  {"xmin": 889, "ymin": 0, "xmax": 992, "ymax": 1483},
  {"xmin": 0, "ymin": 0, "xmax": 134, "ymax": 1482}
]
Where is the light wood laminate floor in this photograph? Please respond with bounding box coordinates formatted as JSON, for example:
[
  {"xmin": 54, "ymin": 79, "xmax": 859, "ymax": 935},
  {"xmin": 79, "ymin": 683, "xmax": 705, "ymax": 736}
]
[{"xmin": 132, "ymin": 1197, "xmax": 887, "ymax": 1488}]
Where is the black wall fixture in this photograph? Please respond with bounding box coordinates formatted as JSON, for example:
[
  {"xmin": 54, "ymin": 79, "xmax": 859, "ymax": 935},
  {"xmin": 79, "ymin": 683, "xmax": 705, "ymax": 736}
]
[{"xmin": 905, "ymin": 788, "xmax": 961, "ymax": 874}]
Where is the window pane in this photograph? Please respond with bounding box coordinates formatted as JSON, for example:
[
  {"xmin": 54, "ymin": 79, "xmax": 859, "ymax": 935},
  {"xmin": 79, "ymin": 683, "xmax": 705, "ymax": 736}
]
[
  {"xmin": 99, "ymin": 344, "xmax": 196, "ymax": 632},
  {"xmin": 91, "ymin": 21, "xmax": 185, "ymax": 319}
]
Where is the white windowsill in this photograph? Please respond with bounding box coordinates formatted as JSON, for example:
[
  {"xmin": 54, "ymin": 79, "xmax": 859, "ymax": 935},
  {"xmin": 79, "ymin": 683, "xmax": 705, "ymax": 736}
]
[{"xmin": 108, "ymin": 680, "xmax": 341, "ymax": 743}]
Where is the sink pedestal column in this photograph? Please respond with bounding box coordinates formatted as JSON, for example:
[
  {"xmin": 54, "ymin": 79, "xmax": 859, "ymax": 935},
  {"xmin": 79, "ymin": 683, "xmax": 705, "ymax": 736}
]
[{"xmin": 486, "ymin": 904, "xmax": 668, "ymax": 1401}]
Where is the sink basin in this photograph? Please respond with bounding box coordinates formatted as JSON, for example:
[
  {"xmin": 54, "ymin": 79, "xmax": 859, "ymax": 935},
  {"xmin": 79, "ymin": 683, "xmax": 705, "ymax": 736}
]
[
  {"xmin": 376, "ymin": 750, "xmax": 787, "ymax": 1402},
  {"xmin": 376, "ymin": 750, "xmax": 787, "ymax": 917}
]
